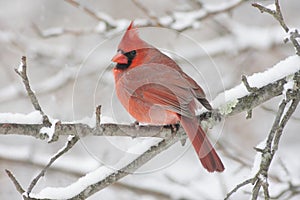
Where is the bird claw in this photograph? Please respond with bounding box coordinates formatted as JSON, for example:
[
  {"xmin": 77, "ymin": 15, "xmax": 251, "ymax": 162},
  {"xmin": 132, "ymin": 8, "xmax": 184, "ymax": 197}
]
[
  {"xmin": 130, "ymin": 120, "xmax": 139, "ymax": 126},
  {"xmin": 164, "ymin": 123, "xmax": 180, "ymax": 133}
]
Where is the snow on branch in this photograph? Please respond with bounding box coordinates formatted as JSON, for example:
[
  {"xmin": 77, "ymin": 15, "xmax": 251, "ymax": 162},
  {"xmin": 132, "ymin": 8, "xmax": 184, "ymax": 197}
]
[
  {"xmin": 2, "ymin": 54, "xmax": 300, "ymax": 199},
  {"xmin": 225, "ymin": 72, "xmax": 300, "ymax": 200},
  {"xmin": 35, "ymin": 0, "xmax": 246, "ymax": 37}
]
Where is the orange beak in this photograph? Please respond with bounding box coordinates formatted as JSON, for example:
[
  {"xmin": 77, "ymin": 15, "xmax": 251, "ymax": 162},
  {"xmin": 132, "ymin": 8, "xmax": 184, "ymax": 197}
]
[{"xmin": 111, "ymin": 53, "xmax": 128, "ymax": 64}]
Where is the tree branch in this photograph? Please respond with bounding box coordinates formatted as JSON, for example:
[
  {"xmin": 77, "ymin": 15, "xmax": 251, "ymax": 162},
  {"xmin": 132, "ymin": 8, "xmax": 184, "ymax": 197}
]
[
  {"xmin": 1, "ymin": 67, "xmax": 297, "ymax": 140},
  {"xmin": 14, "ymin": 56, "xmax": 51, "ymax": 127},
  {"xmin": 225, "ymin": 71, "xmax": 300, "ymax": 200},
  {"xmin": 5, "ymin": 169, "xmax": 26, "ymax": 195},
  {"xmin": 252, "ymin": 1, "xmax": 300, "ymax": 55},
  {"xmin": 34, "ymin": 0, "xmax": 247, "ymax": 38},
  {"xmin": 26, "ymin": 135, "xmax": 79, "ymax": 195},
  {"xmin": 2, "ymin": 54, "xmax": 299, "ymax": 199}
]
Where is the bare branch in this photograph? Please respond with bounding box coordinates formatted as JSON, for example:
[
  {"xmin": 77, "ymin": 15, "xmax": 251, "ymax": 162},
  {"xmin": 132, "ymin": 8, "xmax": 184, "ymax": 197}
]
[
  {"xmin": 252, "ymin": 1, "xmax": 288, "ymax": 32},
  {"xmin": 36, "ymin": 0, "xmax": 246, "ymax": 38},
  {"xmin": 252, "ymin": 1, "xmax": 300, "ymax": 55},
  {"xmin": 71, "ymin": 134, "xmax": 181, "ymax": 199},
  {"xmin": 14, "ymin": 56, "xmax": 51, "ymax": 127},
  {"xmin": 224, "ymin": 178, "xmax": 254, "ymax": 200},
  {"xmin": 5, "ymin": 169, "xmax": 25, "ymax": 195},
  {"xmin": 26, "ymin": 136, "xmax": 79, "ymax": 195}
]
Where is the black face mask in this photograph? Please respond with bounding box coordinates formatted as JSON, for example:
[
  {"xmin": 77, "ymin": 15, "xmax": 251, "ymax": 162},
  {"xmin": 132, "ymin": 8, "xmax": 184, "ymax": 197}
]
[{"xmin": 116, "ymin": 50, "xmax": 136, "ymax": 70}]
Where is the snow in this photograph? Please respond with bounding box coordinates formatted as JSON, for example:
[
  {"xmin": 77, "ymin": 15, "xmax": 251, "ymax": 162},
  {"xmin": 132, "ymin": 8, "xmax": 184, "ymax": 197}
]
[
  {"xmin": 0, "ymin": 111, "xmax": 42, "ymax": 124},
  {"xmin": 73, "ymin": 115, "xmax": 114, "ymax": 128},
  {"xmin": 266, "ymin": 3, "xmax": 276, "ymax": 11},
  {"xmin": 95, "ymin": 21, "xmax": 106, "ymax": 33},
  {"xmin": 171, "ymin": 10, "xmax": 206, "ymax": 30},
  {"xmin": 17, "ymin": 61, "xmax": 23, "ymax": 73},
  {"xmin": 213, "ymin": 55, "xmax": 300, "ymax": 109},
  {"xmin": 158, "ymin": 16, "xmax": 173, "ymax": 26},
  {"xmin": 40, "ymin": 119, "xmax": 59, "ymax": 142},
  {"xmin": 283, "ymin": 77, "xmax": 294, "ymax": 99},
  {"xmin": 29, "ymin": 137, "xmax": 162, "ymax": 199},
  {"xmin": 250, "ymin": 138, "xmax": 267, "ymax": 177}
]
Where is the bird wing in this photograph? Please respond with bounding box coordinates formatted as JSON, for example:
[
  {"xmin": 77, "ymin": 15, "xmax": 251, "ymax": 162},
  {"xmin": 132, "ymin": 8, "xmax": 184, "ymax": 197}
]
[{"xmin": 117, "ymin": 64, "xmax": 197, "ymax": 118}]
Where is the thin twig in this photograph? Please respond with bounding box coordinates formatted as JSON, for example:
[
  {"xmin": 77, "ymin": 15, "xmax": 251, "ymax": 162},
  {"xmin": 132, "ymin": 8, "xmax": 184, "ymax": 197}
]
[
  {"xmin": 39, "ymin": 0, "xmax": 246, "ymax": 37},
  {"xmin": 252, "ymin": 1, "xmax": 300, "ymax": 55},
  {"xmin": 242, "ymin": 75, "xmax": 258, "ymax": 92},
  {"xmin": 14, "ymin": 56, "xmax": 51, "ymax": 127},
  {"xmin": 261, "ymin": 105, "xmax": 300, "ymax": 121},
  {"xmin": 26, "ymin": 136, "xmax": 79, "ymax": 195},
  {"xmin": 224, "ymin": 178, "xmax": 254, "ymax": 200},
  {"xmin": 252, "ymin": 2, "xmax": 288, "ymax": 32},
  {"xmin": 5, "ymin": 169, "xmax": 25, "ymax": 194}
]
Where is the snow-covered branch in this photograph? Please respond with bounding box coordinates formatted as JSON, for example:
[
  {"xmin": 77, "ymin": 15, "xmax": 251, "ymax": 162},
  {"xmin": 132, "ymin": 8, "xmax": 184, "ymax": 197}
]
[
  {"xmin": 1, "ymin": 56, "xmax": 299, "ymax": 141},
  {"xmin": 2, "ymin": 54, "xmax": 299, "ymax": 199},
  {"xmin": 225, "ymin": 72, "xmax": 300, "ymax": 200},
  {"xmin": 36, "ymin": 0, "xmax": 246, "ymax": 38}
]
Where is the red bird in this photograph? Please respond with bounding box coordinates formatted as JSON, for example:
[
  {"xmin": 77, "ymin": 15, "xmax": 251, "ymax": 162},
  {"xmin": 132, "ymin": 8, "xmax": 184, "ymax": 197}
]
[{"xmin": 112, "ymin": 22, "xmax": 224, "ymax": 172}]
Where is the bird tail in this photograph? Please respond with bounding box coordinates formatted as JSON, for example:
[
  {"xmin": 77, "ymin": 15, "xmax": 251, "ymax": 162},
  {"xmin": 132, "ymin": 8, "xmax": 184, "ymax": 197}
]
[{"xmin": 180, "ymin": 116, "xmax": 224, "ymax": 172}]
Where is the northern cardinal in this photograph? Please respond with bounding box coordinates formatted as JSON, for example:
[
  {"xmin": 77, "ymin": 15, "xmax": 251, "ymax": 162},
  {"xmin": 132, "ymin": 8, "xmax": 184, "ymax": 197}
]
[{"xmin": 111, "ymin": 22, "xmax": 224, "ymax": 172}]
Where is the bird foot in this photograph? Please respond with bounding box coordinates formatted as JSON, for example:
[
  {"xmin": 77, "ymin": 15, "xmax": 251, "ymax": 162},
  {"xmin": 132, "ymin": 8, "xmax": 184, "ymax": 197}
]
[
  {"xmin": 130, "ymin": 120, "xmax": 139, "ymax": 126},
  {"xmin": 164, "ymin": 123, "xmax": 180, "ymax": 133},
  {"xmin": 130, "ymin": 121, "xmax": 140, "ymax": 129}
]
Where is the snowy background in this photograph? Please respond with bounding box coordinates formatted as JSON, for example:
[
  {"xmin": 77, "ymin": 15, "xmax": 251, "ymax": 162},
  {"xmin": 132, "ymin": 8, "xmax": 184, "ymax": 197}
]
[{"xmin": 0, "ymin": 0, "xmax": 300, "ymax": 199}]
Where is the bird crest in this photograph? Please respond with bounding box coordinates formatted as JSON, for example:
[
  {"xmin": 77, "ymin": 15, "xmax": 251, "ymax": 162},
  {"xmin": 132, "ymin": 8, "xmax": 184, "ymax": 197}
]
[{"xmin": 118, "ymin": 21, "xmax": 151, "ymax": 52}]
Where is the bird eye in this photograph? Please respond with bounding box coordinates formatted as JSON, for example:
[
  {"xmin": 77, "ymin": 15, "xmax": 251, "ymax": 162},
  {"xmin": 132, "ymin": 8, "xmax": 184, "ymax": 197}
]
[
  {"xmin": 125, "ymin": 50, "xmax": 136, "ymax": 60},
  {"xmin": 129, "ymin": 50, "xmax": 136, "ymax": 57}
]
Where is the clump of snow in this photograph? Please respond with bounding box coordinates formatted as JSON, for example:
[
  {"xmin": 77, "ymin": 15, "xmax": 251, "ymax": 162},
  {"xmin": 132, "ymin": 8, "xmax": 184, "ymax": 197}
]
[
  {"xmin": 30, "ymin": 137, "xmax": 162, "ymax": 199},
  {"xmin": 73, "ymin": 115, "xmax": 114, "ymax": 128},
  {"xmin": 95, "ymin": 21, "xmax": 106, "ymax": 33},
  {"xmin": 283, "ymin": 76, "xmax": 295, "ymax": 99},
  {"xmin": 40, "ymin": 119, "xmax": 59, "ymax": 142},
  {"xmin": 0, "ymin": 111, "xmax": 42, "ymax": 124},
  {"xmin": 266, "ymin": 3, "xmax": 276, "ymax": 11},
  {"xmin": 17, "ymin": 61, "xmax": 23, "ymax": 73},
  {"xmin": 171, "ymin": 10, "xmax": 206, "ymax": 30},
  {"xmin": 158, "ymin": 16, "xmax": 173, "ymax": 26}
]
